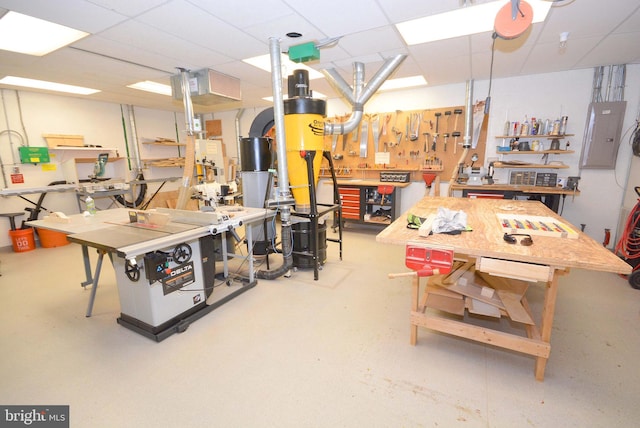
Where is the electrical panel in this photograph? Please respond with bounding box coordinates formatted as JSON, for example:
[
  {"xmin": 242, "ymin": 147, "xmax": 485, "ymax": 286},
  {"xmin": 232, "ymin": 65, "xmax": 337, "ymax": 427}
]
[{"xmin": 580, "ymin": 101, "xmax": 627, "ymax": 169}]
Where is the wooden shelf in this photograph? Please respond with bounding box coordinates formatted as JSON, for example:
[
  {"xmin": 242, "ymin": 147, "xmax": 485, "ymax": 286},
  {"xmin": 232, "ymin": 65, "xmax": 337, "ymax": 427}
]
[
  {"xmin": 494, "ymin": 161, "xmax": 569, "ymax": 169},
  {"xmin": 497, "ymin": 150, "xmax": 574, "ymax": 155},
  {"xmin": 142, "ymin": 158, "xmax": 185, "ymax": 168},
  {"xmin": 142, "ymin": 141, "xmax": 186, "ymax": 147},
  {"xmin": 75, "ymin": 157, "xmax": 124, "ymax": 163},
  {"xmin": 495, "ymin": 134, "xmax": 574, "ymax": 139}
]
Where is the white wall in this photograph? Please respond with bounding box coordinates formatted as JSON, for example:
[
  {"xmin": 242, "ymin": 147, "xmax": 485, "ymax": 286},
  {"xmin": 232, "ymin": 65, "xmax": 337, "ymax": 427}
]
[{"xmin": 2, "ymin": 65, "xmax": 639, "ymax": 249}]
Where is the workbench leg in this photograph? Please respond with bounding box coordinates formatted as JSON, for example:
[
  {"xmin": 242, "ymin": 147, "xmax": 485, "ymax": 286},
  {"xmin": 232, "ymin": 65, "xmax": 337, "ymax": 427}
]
[
  {"xmin": 80, "ymin": 245, "xmax": 94, "ymax": 288},
  {"xmin": 410, "ymin": 274, "xmax": 420, "ymax": 346},
  {"xmin": 246, "ymin": 224, "xmax": 255, "ymax": 283},
  {"xmin": 85, "ymin": 250, "xmax": 105, "ymax": 318},
  {"xmin": 534, "ymin": 273, "xmax": 560, "ymax": 381},
  {"xmin": 221, "ymin": 231, "xmax": 229, "ymax": 279}
]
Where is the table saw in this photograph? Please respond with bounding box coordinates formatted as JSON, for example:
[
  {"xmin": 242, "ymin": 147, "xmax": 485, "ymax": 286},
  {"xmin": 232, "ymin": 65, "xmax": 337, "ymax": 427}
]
[{"xmin": 28, "ymin": 206, "xmax": 274, "ymax": 341}]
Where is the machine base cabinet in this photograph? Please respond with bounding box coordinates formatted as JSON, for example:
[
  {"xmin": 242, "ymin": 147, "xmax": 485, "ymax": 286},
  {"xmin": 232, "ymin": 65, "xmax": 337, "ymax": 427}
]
[{"xmin": 112, "ymin": 236, "xmax": 216, "ymax": 341}]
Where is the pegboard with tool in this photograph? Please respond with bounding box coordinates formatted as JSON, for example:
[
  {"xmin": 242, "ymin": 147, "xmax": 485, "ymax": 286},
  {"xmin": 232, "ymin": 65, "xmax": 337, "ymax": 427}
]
[{"xmin": 320, "ymin": 106, "xmax": 486, "ymax": 182}]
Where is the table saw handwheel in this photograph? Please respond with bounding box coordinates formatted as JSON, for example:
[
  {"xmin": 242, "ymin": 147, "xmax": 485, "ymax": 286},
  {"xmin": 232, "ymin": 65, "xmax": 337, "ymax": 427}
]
[
  {"xmin": 173, "ymin": 243, "xmax": 192, "ymax": 264},
  {"xmin": 124, "ymin": 259, "xmax": 140, "ymax": 282}
]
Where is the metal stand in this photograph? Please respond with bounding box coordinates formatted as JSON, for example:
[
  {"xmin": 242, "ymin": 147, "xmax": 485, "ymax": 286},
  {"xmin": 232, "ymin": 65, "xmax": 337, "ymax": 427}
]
[{"xmin": 292, "ymin": 150, "xmax": 343, "ymax": 280}]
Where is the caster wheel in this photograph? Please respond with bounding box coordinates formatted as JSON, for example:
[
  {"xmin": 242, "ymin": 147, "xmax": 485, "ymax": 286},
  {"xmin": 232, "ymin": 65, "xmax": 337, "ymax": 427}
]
[{"xmin": 629, "ymin": 270, "xmax": 640, "ymax": 290}]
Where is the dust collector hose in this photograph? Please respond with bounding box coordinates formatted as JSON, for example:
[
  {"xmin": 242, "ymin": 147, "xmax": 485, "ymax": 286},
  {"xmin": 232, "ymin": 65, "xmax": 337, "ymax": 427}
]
[{"xmin": 256, "ymin": 222, "xmax": 293, "ymax": 280}]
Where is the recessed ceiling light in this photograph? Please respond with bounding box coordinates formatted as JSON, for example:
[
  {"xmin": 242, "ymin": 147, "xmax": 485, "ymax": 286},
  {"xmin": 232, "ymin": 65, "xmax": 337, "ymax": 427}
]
[
  {"xmin": 127, "ymin": 81, "xmax": 172, "ymax": 96},
  {"xmin": 0, "ymin": 11, "xmax": 89, "ymax": 56},
  {"xmin": 396, "ymin": 0, "xmax": 551, "ymax": 45},
  {"xmin": 0, "ymin": 76, "xmax": 100, "ymax": 95},
  {"xmin": 286, "ymin": 32, "xmax": 303, "ymax": 38},
  {"xmin": 379, "ymin": 76, "xmax": 428, "ymax": 91},
  {"xmin": 243, "ymin": 54, "xmax": 323, "ymax": 79}
]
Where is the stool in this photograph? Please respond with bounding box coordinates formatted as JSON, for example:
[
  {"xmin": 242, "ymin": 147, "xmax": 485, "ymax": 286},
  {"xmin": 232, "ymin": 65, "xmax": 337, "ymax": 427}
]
[
  {"xmin": 0, "ymin": 212, "xmax": 26, "ymax": 230},
  {"xmin": 377, "ymin": 185, "xmax": 394, "ymax": 205},
  {"xmin": 389, "ymin": 244, "xmax": 454, "ymax": 345}
]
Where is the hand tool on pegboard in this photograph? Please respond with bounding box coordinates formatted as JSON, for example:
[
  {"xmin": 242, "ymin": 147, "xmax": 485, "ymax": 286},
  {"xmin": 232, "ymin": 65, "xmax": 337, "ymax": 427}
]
[
  {"xmin": 432, "ymin": 112, "xmax": 441, "ymax": 151},
  {"xmin": 445, "ymin": 110, "xmax": 452, "ymax": 132},
  {"xmin": 410, "ymin": 113, "xmax": 421, "ymax": 141},
  {"xmin": 405, "ymin": 116, "xmax": 410, "ymax": 141},
  {"xmin": 391, "ymin": 110, "xmax": 401, "ymax": 146},
  {"xmin": 443, "ymin": 133, "xmax": 449, "ymax": 152},
  {"xmin": 372, "ymin": 114, "xmax": 380, "ymax": 152},
  {"xmin": 452, "ymin": 108, "xmax": 463, "ymax": 153},
  {"xmin": 452, "ymin": 131, "xmax": 461, "ymax": 154},
  {"xmin": 423, "ymin": 132, "xmax": 430, "ymax": 152}
]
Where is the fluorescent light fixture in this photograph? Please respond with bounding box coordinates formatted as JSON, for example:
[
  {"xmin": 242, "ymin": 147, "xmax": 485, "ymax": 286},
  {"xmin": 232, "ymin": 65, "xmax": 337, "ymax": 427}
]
[
  {"xmin": 0, "ymin": 11, "xmax": 89, "ymax": 56},
  {"xmin": 396, "ymin": 0, "xmax": 552, "ymax": 45},
  {"xmin": 243, "ymin": 54, "xmax": 324, "ymax": 80},
  {"xmin": 0, "ymin": 76, "xmax": 99, "ymax": 95},
  {"xmin": 263, "ymin": 91, "xmax": 327, "ymax": 102},
  {"xmin": 127, "ymin": 81, "xmax": 172, "ymax": 96},
  {"xmin": 379, "ymin": 75, "xmax": 428, "ymax": 91}
]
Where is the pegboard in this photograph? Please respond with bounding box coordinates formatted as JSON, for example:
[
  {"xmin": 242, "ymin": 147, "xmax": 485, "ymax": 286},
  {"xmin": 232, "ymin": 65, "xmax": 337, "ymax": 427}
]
[{"xmin": 320, "ymin": 106, "xmax": 486, "ymax": 182}]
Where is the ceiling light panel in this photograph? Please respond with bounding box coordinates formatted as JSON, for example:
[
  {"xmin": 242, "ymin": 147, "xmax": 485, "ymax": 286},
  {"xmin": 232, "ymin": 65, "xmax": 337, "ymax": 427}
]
[
  {"xmin": 243, "ymin": 54, "xmax": 324, "ymax": 80},
  {"xmin": 396, "ymin": 0, "xmax": 552, "ymax": 45},
  {"xmin": 0, "ymin": 11, "xmax": 89, "ymax": 56},
  {"xmin": 0, "ymin": 76, "xmax": 99, "ymax": 95},
  {"xmin": 127, "ymin": 81, "xmax": 172, "ymax": 96}
]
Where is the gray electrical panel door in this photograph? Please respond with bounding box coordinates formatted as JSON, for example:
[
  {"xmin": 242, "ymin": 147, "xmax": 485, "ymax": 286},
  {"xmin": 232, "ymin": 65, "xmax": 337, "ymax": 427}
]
[{"xmin": 580, "ymin": 101, "xmax": 627, "ymax": 169}]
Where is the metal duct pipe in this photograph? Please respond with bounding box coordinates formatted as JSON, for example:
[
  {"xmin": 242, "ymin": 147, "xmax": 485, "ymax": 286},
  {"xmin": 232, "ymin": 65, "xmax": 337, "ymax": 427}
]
[
  {"xmin": 357, "ymin": 55, "xmax": 406, "ymax": 107},
  {"xmin": 449, "ymin": 80, "xmax": 474, "ymax": 184},
  {"xmin": 463, "ymin": 80, "xmax": 473, "ymax": 149},
  {"xmin": 178, "ymin": 67, "xmax": 195, "ymax": 135},
  {"xmin": 352, "ymin": 62, "xmax": 365, "ymax": 104},
  {"xmin": 321, "ymin": 54, "xmax": 407, "ymax": 135},
  {"xmin": 126, "ymin": 105, "xmax": 143, "ymax": 173},
  {"xmin": 322, "ymin": 68, "xmax": 356, "ymax": 106},
  {"xmin": 269, "ymin": 37, "xmax": 292, "ymax": 203},
  {"xmin": 256, "ymin": 37, "xmax": 293, "ymax": 280},
  {"xmin": 235, "ymin": 108, "xmax": 245, "ymax": 171}
]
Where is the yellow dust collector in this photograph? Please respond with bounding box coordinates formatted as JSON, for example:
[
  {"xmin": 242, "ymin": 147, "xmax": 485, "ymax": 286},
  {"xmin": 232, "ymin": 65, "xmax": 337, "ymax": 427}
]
[{"xmin": 283, "ymin": 70, "xmax": 326, "ymax": 212}]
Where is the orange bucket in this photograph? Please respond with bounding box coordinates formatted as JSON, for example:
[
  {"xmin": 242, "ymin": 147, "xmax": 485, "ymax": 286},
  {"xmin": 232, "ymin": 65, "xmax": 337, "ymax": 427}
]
[
  {"xmin": 8, "ymin": 228, "xmax": 36, "ymax": 253},
  {"xmin": 37, "ymin": 228, "xmax": 69, "ymax": 248}
]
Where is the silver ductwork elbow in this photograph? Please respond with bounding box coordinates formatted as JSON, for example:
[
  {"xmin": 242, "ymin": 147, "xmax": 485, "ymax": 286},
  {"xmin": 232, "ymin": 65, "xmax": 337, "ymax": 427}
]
[{"xmin": 320, "ymin": 54, "xmax": 407, "ymax": 136}]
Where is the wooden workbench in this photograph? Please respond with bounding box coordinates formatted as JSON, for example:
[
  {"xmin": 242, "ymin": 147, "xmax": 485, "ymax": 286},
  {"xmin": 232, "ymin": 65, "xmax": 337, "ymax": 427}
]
[{"xmin": 377, "ymin": 197, "xmax": 631, "ymax": 381}]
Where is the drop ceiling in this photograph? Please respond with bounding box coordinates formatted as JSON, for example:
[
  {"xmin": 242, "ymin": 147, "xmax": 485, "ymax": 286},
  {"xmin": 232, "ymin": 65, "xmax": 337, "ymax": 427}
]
[{"xmin": 0, "ymin": 0, "xmax": 638, "ymax": 113}]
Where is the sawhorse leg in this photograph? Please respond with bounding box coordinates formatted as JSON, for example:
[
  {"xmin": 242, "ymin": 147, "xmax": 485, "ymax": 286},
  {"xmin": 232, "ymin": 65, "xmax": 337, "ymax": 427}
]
[{"xmin": 80, "ymin": 245, "xmax": 107, "ymax": 318}]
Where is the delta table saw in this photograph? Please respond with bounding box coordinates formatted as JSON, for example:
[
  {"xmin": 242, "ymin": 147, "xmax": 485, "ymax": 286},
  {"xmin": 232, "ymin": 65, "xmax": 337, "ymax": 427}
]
[{"xmin": 28, "ymin": 206, "xmax": 274, "ymax": 341}]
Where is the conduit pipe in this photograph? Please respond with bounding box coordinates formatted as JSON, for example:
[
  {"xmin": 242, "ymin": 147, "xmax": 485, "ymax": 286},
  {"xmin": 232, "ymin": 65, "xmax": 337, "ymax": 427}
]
[{"xmin": 321, "ymin": 54, "xmax": 407, "ymax": 136}]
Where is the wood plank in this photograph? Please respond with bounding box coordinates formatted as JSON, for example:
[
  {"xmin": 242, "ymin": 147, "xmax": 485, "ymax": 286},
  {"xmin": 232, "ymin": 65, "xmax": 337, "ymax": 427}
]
[
  {"xmin": 410, "ymin": 312, "xmax": 550, "ymax": 358},
  {"xmin": 476, "ymin": 257, "xmax": 552, "ymax": 282},
  {"xmin": 437, "ymin": 269, "xmax": 505, "ymax": 309},
  {"xmin": 466, "ymin": 298, "xmax": 501, "ymax": 318},
  {"xmin": 476, "ymin": 271, "xmax": 529, "ymax": 297},
  {"xmin": 495, "ymin": 290, "xmax": 535, "ymax": 325},
  {"xmin": 425, "ymin": 293, "xmax": 465, "ymax": 316}
]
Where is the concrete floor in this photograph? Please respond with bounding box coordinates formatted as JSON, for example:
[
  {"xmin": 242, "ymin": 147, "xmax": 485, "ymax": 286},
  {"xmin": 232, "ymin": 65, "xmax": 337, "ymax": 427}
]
[{"xmin": 1, "ymin": 225, "xmax": 639, "ymax": 427}]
